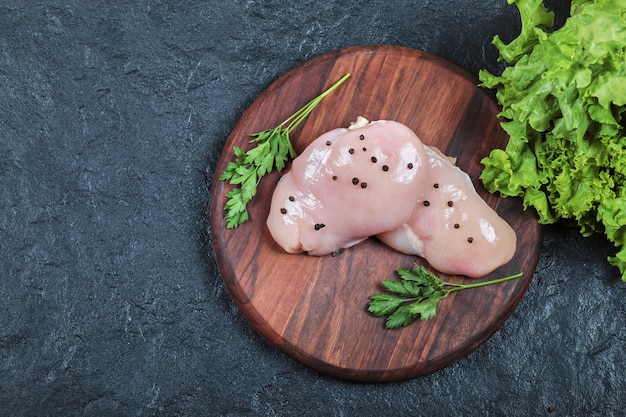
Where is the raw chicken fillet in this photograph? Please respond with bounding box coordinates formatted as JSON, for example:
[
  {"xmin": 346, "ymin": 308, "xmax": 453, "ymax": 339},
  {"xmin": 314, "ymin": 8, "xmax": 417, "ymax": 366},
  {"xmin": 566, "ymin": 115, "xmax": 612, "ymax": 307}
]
[{"xmin": 266, "ymin": 117, "xmax": 516, "ymax": 277}]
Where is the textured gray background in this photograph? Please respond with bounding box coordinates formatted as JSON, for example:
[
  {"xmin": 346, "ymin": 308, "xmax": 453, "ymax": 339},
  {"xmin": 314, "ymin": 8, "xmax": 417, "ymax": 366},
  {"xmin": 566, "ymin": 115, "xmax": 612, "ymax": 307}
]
[{"xmin": 2, "ymin": 0, "xmax": 625, "ymax": 416}]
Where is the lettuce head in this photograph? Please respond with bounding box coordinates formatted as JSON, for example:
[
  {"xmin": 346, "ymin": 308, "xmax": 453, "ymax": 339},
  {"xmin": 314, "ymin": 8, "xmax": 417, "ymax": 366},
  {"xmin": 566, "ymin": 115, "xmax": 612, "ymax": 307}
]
[{"xmin": 479, "ymin": 0, "xmax": 626, "ymax": 279}]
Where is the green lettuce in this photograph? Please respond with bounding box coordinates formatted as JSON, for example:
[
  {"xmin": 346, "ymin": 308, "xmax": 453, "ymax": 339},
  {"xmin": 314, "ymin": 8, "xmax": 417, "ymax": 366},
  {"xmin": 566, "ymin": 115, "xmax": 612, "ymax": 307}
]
[{"xmin": 479, "ymin": 0, "xmax": 626, "ymax": 279}]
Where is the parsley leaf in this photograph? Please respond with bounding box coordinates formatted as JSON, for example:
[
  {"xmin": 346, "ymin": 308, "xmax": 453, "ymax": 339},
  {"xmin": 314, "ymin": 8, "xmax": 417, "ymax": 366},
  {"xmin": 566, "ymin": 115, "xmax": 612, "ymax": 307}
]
[
  {"xmin": 220, "ymin": 73, "xmax": 351, "ymax": 229},
  {"xmin": 368, "ymin": 264, "xmax": 523, "ymax": 329}
]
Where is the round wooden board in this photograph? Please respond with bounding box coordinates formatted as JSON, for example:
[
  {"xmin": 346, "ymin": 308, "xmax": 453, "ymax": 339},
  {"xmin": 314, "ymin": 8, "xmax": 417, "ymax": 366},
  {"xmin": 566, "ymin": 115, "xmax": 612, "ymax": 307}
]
[{"xmin": 210, "ymin": 45, "xmax": 543, "ymax": 382}]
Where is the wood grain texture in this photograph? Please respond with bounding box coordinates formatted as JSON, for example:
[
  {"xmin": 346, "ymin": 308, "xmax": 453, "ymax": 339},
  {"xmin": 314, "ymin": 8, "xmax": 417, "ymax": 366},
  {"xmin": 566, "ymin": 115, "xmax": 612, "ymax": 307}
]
[{"xmin": 210, "ymin": 45, "xmax": 543, "ymax": 382}]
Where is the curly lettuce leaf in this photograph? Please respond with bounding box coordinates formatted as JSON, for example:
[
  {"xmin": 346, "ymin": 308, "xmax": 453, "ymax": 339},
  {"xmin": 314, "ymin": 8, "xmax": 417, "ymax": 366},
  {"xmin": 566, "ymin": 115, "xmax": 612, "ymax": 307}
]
[
  {"xmin": 491, "ymin": 0, "xmax": 555, "ymax": 64},
  {"xmin": 479, "ymin": 0, "xmax": 626, "ymax": 280}
]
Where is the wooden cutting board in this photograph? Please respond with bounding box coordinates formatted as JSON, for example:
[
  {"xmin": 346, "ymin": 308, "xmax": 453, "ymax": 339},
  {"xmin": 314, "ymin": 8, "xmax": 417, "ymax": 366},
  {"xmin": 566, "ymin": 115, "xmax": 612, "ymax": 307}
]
[{"xmin": 210, "ymin": 45, "xmax": 543, "ymax": 382}]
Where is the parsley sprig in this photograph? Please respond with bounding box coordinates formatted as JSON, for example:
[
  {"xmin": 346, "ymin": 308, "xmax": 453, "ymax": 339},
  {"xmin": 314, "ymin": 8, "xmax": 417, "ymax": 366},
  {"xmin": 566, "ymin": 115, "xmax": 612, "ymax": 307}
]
[
  {"xmin": 368, "ymin": 264, "xmax": 523, "ymax": 329},
  {"xmin": 219, "ymin": 73, "xmax": 351, "ymax": 229}
]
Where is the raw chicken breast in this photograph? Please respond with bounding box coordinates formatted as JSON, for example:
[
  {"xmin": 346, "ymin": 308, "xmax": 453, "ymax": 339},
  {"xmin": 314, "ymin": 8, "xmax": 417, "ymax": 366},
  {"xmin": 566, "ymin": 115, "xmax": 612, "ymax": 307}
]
[
  {"xmin": 267, "ymin": 117, "xmax": 428, "ymax": 255},
  {"xmin": 376, "ymin": 145, "xmax": 517, "ymax": 277},
  {"xmin": 267, "ymin": 117, "xmax": 516, "ymax": 277}
]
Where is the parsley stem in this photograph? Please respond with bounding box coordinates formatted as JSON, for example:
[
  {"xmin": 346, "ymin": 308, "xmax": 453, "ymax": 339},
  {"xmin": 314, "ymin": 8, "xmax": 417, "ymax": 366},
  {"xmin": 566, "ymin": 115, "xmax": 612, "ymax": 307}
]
[
  {"xmin": 445, "ymin": 272, "xmax": 523, "ymax": 292},
  {"xmin": 281, "ymin": 73, "xmax": 351, "ymax": 134}
]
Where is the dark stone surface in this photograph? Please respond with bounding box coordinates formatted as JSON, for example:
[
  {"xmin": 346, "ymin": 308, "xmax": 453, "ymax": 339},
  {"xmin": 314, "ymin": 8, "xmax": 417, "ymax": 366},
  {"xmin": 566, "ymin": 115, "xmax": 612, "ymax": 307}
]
[{"xmin": 1, "ymin": 1, "xmax": 625, "ymax": 416}]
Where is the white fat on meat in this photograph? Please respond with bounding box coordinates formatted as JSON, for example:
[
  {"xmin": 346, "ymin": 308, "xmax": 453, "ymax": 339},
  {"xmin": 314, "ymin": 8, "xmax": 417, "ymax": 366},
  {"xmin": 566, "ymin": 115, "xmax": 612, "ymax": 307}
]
[
  {"xmin": 376, "ymin": 145, "xmax": 517, "ymax": 278},
  {"xmin": 266, "ymin": 117, "xmax": 516, "ymax": 277},
  {"xmin": 267, "ymin": 117, "xmax": 427, "ymax": 256}
]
